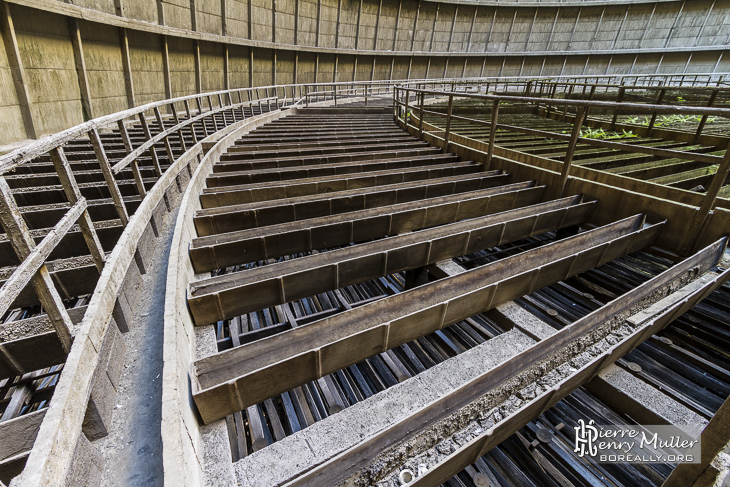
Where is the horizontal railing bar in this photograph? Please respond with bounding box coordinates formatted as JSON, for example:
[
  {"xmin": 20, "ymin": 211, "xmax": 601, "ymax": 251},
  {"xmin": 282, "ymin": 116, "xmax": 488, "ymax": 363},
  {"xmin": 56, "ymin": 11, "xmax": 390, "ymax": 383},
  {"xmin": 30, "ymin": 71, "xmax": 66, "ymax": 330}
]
[
  {"xmin": 110, "ymin": 96, "xmax": 279, "ymax": 175},
  {"xmin": 395, "ymin": 87, "xmax": 730, "ymax": 118}
]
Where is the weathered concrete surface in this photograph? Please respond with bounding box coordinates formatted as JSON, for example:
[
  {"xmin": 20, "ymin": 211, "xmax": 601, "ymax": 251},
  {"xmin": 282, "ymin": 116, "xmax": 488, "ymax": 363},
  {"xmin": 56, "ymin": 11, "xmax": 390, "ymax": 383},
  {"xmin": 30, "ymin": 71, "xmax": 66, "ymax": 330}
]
[
  {"xmin": 232, "ymin": 329, "xmax": 536, "ymax": 487},
  {"xmin": 586, "ymin": 364, "xmax": 708, "ymax": 438},
  {"xmin": 96, "ymin": 197, "xmax": 181, "ymax": 487}
]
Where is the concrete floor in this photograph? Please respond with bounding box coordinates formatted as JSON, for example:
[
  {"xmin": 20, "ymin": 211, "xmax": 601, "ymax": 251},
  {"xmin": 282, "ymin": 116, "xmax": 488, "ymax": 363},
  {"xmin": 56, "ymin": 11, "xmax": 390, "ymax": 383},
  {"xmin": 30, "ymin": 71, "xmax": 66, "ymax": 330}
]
[{"xmin": 97, "ymin": 204, "xmax": 181, "ymax": 487}]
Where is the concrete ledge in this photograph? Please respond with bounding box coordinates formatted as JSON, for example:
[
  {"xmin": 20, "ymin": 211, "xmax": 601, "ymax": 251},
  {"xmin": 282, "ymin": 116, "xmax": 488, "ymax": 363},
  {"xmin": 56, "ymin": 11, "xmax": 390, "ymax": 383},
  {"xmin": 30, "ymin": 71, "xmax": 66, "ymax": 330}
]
[{"xmin": 162, "ymin": 108, "xmax": 294, "ymax": 487}]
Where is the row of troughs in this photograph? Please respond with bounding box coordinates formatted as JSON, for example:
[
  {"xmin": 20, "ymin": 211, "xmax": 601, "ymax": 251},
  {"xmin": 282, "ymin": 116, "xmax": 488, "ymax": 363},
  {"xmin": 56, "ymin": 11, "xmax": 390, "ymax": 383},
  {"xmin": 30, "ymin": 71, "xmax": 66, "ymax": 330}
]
[{"xmin": 0, "ymin": 73, "xmax": 729, "ymax": 486}]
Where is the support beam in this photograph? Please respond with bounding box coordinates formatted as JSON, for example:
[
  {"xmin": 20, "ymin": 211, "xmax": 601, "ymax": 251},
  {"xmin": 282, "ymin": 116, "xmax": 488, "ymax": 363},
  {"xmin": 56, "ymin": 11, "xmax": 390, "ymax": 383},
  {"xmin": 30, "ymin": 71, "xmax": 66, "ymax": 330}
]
[
  {"xmin": 590, "ymin": 6, "xmax": 605, "ymax": 50},
  {"xmin": 0, "ymin": 1, "xmax": 36, "ymax": 139},
  {"xmin": 411, "ymin": 1, "xmax": 419, "ymax": 51},
  {"xmin": 504, "ymin": 8, "xmax": 517, "ymax": 52},
  {"xmin": 524, "ymin": 7, "xmax": 538, "ymax": 51},
  {"xmin": 68, "ymin": 18, "xmax": 93, "ymax": 121},
  {"xmin": 466, "ymin": 6, "xmax": 477, "ymax": 52},
  {"xmin": 611, "ymin": 5, "xmax": 629, "ymax": 50},
  {"xmin": 315, "ymin": 0, "xmax": 321, "ymax": 47},
  {"xmin": 249, "ymin": 48, "xmax": 253, "ymax": 88},
  {"xmin": 223, "ymin": 44, "xmax": 229, "ymax": 90},
  {"xmin": 334, "ymin": 0, "xmax": 341, "ymax": 48},
  {"xmin": 355, "ymin": 0, "xmax": 363, "ymax": 50},
  {"xmin": 0, "ymin": 178, "xmax": 74, "ymax": 353},
  {"xmin": 639, "ymin": 3, "xmax": 656, "ymax": 48},
  {"xmin": 664, "ymin": 1, "xmax": 685, "ymax": 48},
  {"xmin": 293, "ymin": 0, "xmax": 298, "ymax": 44},
  {"xmin": 119, "ymin": 28, "xmax": 135, "ymax": 109},
  {"xmin": 189, "ymin": 198, "xmax": 594, "ymax": 320},
  {"xmin": 192, "ymin": 216, "xmax": 664, "ymax": 423},
  {"xmin": 447, "ymin": 5, "xmax": 458, "ymax": 52},
  {"xmin": 190, "ymin": 0, "xmax": 197, "ymax": 31},
  {"xmin": 156, "ymin": 0, "xmax": 165, "ymax": 25},
  {"xmin": 271, "ymin": 0, "xmax": 276, "ymax": 42},
  {"xmin": 161, "ymin": 35, "xmax": 173, "ymax": 100},
  {"xmin": 485, "ymin": 7, "xmax": 497, "ymax": 51},
  {"xmin": 194, "ymin": 40, "xmax": 202, "ymax": 94},
  {"xmin": 373, "ymin": 0, "xmax": 382, "ymax": 50},
  {"xmin": 429, "ymin": 4, "xmax": 440, "ymax": 51},
  {"xmin": 221, "ymin": 0, "xmax": 227, "ymax": 35},
  {"xmin": 392, "ymin": 0, "xmax": 401, "ymax": 51},
  {"xmin": 247, "ymin": 0, "xmax": 252, "ymax": 39}
]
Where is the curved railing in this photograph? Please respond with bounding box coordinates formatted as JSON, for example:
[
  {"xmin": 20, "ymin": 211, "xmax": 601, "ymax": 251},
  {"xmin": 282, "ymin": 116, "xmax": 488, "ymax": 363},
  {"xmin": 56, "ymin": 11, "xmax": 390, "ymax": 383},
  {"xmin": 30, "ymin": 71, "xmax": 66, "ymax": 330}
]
[{"xmin": 393, "ymin": 84, "xmax": 730, "ymax": 252}]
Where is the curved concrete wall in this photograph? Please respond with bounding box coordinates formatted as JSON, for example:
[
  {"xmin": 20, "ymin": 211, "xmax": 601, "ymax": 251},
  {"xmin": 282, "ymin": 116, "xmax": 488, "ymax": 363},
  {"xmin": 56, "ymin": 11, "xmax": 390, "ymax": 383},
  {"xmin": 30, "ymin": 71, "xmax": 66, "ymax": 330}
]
[{"xmin": 0, "ymin": 0, "xmax": 728, "ymax": 145}]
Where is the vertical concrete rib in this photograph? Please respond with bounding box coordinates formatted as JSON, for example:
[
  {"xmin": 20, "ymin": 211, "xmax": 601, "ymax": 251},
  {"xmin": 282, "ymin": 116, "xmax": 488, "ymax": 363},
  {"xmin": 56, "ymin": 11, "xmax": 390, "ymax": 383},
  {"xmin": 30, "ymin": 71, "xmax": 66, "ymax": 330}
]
[
  {"xmin": 393, "ymin": 0, "xmax": 401, "ymax": 51},
  {"xmin": 467, "ymin": 7, "xmax": 476, "ymax": 52},
  {"xmin": 373, "ymin": 0, "xmax": 382, "ymax": 50},
  {"xmin": 221, "ymin": 0, "xmax": 227, "ymax": 35},
  {"xmin": 447, "ymin": 5, "xmax": 457, "ymax": 52},
  {"xmin": 162, "ymin": 35, "xmax": 173, "ymax": 99},
  {"xmin": 68, "ymin": 18, "xmax": 94, "ymax": 121},
  {"xmin": 0, "ymin": 1, "xmax": 36, "ymax": 139},
  {"xmin": 119, "ymin": 28, "xmax": 136, "ymax": 108}
]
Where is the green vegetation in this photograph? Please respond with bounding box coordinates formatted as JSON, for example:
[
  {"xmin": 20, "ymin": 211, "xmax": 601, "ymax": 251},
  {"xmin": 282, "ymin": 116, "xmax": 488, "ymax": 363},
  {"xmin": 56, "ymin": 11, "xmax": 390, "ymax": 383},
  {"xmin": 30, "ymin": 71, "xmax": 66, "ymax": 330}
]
[
  {"xmin": 560, "ymin": 127, "xmax": 637, "ymax": 139},
  {"xmin": 625, "ymin": 114, "xmax": 716, "ymax": 126}
]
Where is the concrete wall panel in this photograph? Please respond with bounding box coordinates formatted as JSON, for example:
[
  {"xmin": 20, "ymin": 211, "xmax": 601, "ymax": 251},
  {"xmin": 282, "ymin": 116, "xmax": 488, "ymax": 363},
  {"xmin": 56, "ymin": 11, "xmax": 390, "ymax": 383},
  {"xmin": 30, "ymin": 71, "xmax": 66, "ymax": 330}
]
[
  {"xmin": 12, "ymin": 6, "xmax": 84, "ymax": 135},
  {"xmin": 128, "ymin": 31, "xmax": 166, "ymax": 106}
]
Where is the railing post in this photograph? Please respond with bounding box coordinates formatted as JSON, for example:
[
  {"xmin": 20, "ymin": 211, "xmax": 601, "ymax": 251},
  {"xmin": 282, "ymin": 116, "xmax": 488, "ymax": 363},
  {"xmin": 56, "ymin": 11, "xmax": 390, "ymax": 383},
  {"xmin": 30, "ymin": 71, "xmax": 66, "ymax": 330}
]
[
  {"xmin": 365, "ymin": 85, "xmax": 368, "ymax": 107},
  {"xmin": 444, "ymin": 94, "xmax": 453, "ymax": 153},
  {"xmin": 334, "ymin": 84, "xmax": 338, "ymax": 106},
  {"xmin": 89, "ymin": 127, "xmax": 130, "ymax": 226},
  {"xmin": 694, "ymin": 89, "xmax": 718, "ymax": 143},
  {"xmin": 418, "ymin": 92, "xmax": 425, "ymax": 139},
  {"xmin": 184, "ymin": 99, "xmax": 199, "ymax": 143},
  {"xmin": 169, "ymin": 103, "xmax": 187, "ymax": 152},
  {"xmin": 392, "ymin": 86, "xmax": 398, "ymax": 121},
  {"xmin": 138, "ymin": 112, "xmax": 166, "ymax": 172},
  {"xmin": 647, "ymin": 88, "xmax": 666, "ymax": 136},
  {"xmin": 610, "ymin": 85, "xmax": 626, "ymax": 130},
  {"xmin": 116, "ymin": 120, "xmax": 147, "ymax": 199},
  {"xmin": 154, "ymin": 106, "xmax": 176, "ymax": 165},
  {"xmin": 404, "ymin": 88, "xmax": 410, "ymax": 128},
  {"xmin": 553, "ymin": 106, "xmax": 586, "ymax": 199},
  {"xmin": 486, "ymin": 99, "xmax": 500, "ymax": 171},
  {"xmin": 561, "ymin": 84, "xmax": 574, "ymax": 122}
]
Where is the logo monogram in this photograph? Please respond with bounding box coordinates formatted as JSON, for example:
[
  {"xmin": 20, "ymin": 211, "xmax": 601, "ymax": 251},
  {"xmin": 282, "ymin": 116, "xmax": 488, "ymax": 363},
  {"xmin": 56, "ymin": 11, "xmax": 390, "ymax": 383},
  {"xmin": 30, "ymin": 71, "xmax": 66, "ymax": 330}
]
[{"xmin": 574, "ymin": 419, "xmax": 599, "ymax": 457}]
